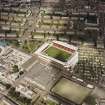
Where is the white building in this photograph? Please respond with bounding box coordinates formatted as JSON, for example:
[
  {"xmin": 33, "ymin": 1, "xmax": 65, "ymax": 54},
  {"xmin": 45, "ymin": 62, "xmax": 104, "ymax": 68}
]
[{"xmin": 16, "ymin": 85, "xmax": 34, "ymax": 99}]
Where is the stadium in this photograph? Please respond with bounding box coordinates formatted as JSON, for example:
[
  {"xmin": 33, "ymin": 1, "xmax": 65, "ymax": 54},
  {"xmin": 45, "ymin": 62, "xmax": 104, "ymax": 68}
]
[{"xmin": 35, "ymin": 41, "xmax": 78, "ymax": 70}]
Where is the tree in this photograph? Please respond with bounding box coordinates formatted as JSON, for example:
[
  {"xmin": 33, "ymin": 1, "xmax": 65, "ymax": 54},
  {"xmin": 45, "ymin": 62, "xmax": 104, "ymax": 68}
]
[
  {"xmin": 19, "ymin": 71, "xmax": 24, "ymax": 75},
  {"xmin": 85, "ymin": 95, "xmax": 96, "ymax": 105},
  {"xmin": 14, "ymin": 40, "xmax": 20, "ymax": 47},
  {"xmin": 16, "ymin": 31, "xmax": 19, "ymax": 38},
  {"xmin": 104, "ymin": 37, "xmax": 105, "ymax": 49},
  {"xmin": 68, "ymin": 35, "xmax": 72, "ymax": 43},
  {"xmin": 26, "ymin": 98, "xmax": 32, "ymax": 105},
  {"xmin": 5, "ymin": 83, "xmax": 11, "ymax": 89},
  {"xmin": 15, "ymin": 91, "xmax": 20, "ymax": 98},
  {"xmin": 56, "ymin": 35, "xmax": 59, "ymax": 41},
  {"xmin": 12, "ymin": 65, "xmax": 19, "ymax": 73},
  {"xmin": 9, "ymin": 87, "xmax": 15, "ymax": 96},
  {"xmin": 93, "ymin": 35, "xmax": 97, "ymax": 47},
  {"xmin": 31, "ymin": 32, "xmax": 34, "ymax": 39}
]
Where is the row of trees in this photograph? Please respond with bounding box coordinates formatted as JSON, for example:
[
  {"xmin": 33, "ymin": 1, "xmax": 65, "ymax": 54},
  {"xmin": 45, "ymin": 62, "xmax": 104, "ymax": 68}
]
[{"xmin": 9, "ymin": 87, "xmax": 32, "ymax": 105}]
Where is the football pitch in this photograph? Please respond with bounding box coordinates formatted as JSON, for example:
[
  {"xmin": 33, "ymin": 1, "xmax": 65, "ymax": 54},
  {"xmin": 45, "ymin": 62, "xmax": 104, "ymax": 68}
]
[
  {"xmin": 44, "ymin": 46, "xmax": 71, "ymax": 62},
  {"xmin": 52, "ymin": 78, "xmax": 91, "ymax": 105}
]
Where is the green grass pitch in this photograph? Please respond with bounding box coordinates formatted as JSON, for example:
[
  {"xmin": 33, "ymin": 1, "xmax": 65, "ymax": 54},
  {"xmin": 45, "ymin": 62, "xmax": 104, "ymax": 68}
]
[
  {"xmin": 52, "ymin": 78, "xmax": 91, "ymax": 105},
  {"xmin": 45, "ymin": 46, "xmax": 71, "ymax": 62}
]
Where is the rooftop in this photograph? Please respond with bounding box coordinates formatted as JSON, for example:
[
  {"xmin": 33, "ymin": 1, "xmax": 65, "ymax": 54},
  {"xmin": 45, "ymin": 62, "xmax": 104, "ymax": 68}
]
[{"xmin": 21, "ymin": 60, "xmax": 60, "ymax": 90}]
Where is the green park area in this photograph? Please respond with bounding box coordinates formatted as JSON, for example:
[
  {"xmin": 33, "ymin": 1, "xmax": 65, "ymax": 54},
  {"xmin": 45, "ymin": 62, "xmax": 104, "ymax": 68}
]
[
  {"xmin": 45, "ymin": 46, "xmax": 71, "ymax": 62},
  {"xmin": 52, "ymin": 78, "xmax": 91, "ymax": 105}
]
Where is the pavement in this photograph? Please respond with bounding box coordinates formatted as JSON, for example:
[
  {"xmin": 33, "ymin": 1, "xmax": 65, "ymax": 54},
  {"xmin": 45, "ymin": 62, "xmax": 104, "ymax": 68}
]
[{"xmin": 92, "ymin": 87, "xmax": 105, "ymax": 99}]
